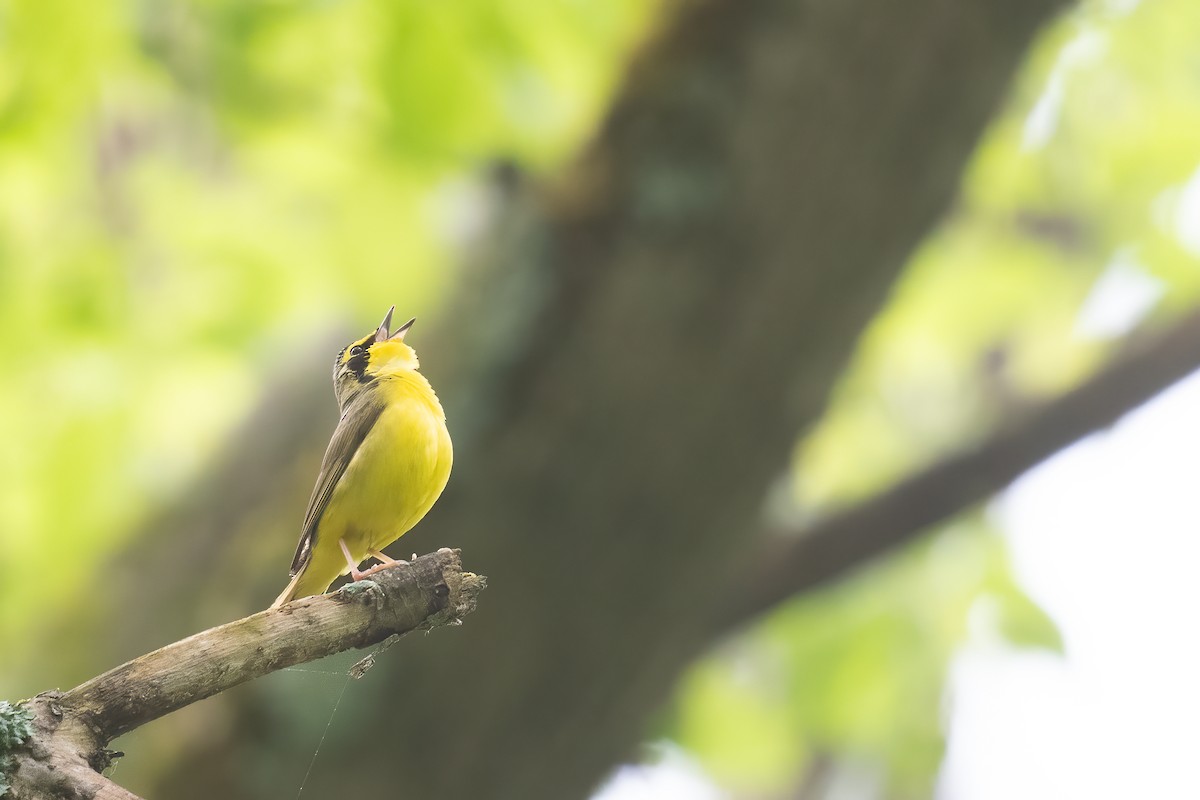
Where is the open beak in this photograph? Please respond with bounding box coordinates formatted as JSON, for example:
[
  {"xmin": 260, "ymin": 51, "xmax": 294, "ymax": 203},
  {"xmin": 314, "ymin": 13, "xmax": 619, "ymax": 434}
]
[
  {"xmin": 389, "ymin": 317, "xmax": 416, "ymax": 341},
  {"xmin": 373, "ymin": 306, "xmax": 415, "ymax": 342},
  {"xmin": 375, "ymin": 306, "xmax": 396, "ymax": 342}
]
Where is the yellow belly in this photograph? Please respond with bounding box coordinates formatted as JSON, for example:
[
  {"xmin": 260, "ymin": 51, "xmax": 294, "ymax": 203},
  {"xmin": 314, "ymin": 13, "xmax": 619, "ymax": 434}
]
[{"xmin": 294, "ymin": 382, "xmax": 452, "ymax": 598}]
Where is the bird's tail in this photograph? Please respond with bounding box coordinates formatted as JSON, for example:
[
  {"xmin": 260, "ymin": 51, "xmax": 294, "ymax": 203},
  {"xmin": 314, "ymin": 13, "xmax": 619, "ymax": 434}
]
[{"xmin": 270, "ymin": 571, "xmax": 305, "ymax": 609}]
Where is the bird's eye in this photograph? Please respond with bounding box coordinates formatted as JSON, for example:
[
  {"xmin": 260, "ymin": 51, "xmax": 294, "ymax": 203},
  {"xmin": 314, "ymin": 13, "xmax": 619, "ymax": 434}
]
[{"xmin": 350, "ymin": 345, "xmax": 364, "ymax": 357}]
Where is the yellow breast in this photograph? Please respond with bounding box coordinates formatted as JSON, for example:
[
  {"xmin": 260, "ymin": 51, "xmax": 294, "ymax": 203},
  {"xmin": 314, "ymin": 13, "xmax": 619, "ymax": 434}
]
[{"xmin": 305, "ymin": 375, "xmax": 452, "ymax": 587}]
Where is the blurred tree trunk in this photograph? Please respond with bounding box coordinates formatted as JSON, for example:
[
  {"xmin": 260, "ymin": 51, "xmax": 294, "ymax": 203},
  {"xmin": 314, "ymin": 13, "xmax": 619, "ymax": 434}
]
[{"xmin": 45, "ymin": 0, "xmax": 1068, "ymax": 797}]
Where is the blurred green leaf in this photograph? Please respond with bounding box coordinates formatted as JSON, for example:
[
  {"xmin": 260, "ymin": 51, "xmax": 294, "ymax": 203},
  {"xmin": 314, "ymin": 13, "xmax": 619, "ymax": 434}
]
[{"xmin": 0, "ymin": 0, "xmax": 655, "ymax": 656}]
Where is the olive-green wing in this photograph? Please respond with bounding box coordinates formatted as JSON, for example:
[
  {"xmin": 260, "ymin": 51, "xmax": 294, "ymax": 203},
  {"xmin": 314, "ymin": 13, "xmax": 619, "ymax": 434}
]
[{"xmin": 288, "ymin": 390, "xmax": 386, "ymax": 576}]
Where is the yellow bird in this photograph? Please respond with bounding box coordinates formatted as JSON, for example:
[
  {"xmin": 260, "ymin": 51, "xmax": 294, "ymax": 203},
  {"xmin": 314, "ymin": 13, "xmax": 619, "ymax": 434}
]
[{"xmin": 271, "ymin": 307, "xmax": 453, "ymax": 607}]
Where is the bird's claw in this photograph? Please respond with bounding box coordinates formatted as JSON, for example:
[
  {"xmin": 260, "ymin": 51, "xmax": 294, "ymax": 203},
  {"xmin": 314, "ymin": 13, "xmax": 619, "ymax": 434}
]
[{"xmin": 351, "ymin": 560, "xmax": 410, "ymax": 581}]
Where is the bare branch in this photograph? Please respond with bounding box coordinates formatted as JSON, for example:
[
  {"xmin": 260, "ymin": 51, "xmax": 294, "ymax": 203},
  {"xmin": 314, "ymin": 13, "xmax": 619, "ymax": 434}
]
[
  {"xmin": 4, "ymin": 549, "xmax": 484, "ymax": 800},
  {"xmin": 719, "ymin": 310, "xmax": 1200, "ymax": 633}
]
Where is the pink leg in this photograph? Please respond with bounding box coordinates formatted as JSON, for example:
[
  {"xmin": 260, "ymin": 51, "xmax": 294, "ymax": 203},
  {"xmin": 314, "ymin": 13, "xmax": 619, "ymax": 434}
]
[
  {"xmin": 338, "ymin": 538, "xmax": 369, "ymax": 581},
  {"xmin": 356, "ymin": 547, "xmax": 410, "ymax": 578},
  {"xmin": 339, "ymin": 539, "xmax": 411, "ymax": 581},
  {"xmin": 368, "ymin": 548, "xmax": 409, "ymax": 567}
]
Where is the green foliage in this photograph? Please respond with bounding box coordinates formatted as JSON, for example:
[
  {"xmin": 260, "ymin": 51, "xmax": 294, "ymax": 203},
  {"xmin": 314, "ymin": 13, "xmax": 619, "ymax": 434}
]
[
  {"xmin": 1, "ymin": 0, "xmax": 1194, "ymax": 795},
  {"xmin": 801, "ymin": 0, "xmax": 1200, "ymax": 511},
  {"xmin": 0, "ymin": 0, "xmax": 654, "ymax": 656},
  {"xmin": 674, "ymin": 520, "xmax": 1059, "ymax": 795}
]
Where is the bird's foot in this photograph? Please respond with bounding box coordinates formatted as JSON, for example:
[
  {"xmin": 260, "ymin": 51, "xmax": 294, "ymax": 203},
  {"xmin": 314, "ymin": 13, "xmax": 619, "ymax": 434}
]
[
  {"xmin": 349, "ymin": 547, "xmax": 410, "ymax": 580},
  {"xmin": 351, "ymin": 560, "xmax": 410, "ymax": 581}
]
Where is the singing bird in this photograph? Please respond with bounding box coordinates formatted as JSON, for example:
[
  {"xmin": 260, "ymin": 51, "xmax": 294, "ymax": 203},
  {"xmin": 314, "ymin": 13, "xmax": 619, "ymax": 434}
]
[{"xmin": 271, "ymin": 307, "xmax": 453, "ymax": 607}]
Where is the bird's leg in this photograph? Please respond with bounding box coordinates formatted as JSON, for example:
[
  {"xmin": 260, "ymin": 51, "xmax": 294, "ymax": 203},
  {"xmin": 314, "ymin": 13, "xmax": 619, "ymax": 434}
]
[
  {"xmin": 338, "ymin": 539, "xmax": 410, "ymax": 581},
  {"xmin": 339, "ymin": 538, "xmax": 370, "ymax": 581}
]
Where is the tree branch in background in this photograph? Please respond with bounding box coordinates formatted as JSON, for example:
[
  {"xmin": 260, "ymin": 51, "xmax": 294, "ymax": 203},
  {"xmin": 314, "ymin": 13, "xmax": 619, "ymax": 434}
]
[
  {"xmin": 721, "ymin": 310, "xmax": 1200, "ymax": 632},
  {"xmin": 64, "ymin": 0, "xmax": 1075, "ymax": 795},
  {"xmin": 243, "ymin": 1, "xmax": 1074, "ymax": 797},
  {"xmin": 3, "ymin": 549, "xmax": 485, "ymax": 800}
]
